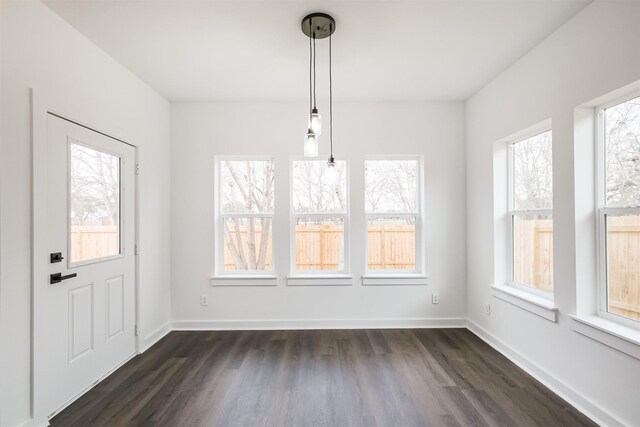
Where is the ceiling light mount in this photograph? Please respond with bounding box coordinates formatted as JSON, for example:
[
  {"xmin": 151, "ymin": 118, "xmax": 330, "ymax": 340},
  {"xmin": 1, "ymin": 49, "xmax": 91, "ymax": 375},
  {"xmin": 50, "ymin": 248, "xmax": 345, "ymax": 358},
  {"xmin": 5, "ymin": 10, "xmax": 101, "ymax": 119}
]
[{"xmin": 301, "ymin": 13, "xmax": 336, "ymax": 39}]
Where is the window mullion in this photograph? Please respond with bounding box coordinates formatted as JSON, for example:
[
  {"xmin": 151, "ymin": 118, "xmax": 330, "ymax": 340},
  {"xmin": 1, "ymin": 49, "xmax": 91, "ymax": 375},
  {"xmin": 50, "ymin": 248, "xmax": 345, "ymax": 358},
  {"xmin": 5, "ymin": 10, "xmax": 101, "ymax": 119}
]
[
  {"xmin": 510, "ymin": 209, "xmax": 553, "ymax": 217},
  {"xmin": 365, "ymin": 212, "xmax": 419, "ymax": 218},
  {"xmin": 601, "ymin": 207, "xmax": 640, "ymax": 216},
  {"xmin": 221, "ymin": 213, "xmax": 274, "ymax": 218}
]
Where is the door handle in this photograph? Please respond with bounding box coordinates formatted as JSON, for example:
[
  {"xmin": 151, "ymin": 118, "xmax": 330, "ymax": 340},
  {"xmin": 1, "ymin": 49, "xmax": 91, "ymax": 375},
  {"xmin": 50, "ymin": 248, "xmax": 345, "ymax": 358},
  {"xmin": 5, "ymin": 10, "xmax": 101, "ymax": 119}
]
[{"xmin": 50, "ymin": 272, "xmax": 77, "ymax": 284}]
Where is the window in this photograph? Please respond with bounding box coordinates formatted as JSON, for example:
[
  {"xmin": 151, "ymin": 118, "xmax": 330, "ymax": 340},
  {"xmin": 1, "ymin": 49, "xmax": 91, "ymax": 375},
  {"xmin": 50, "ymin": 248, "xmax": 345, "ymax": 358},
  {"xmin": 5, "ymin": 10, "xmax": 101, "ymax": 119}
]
[
  {"xmin": 216, "ymin": 158, "xmax": 274, "ymax": 274},
  {"xmin": 509, "ymin": 130, "xmax": 553, "ymax": 294},
  {"xmin": 69, "ymin": 143, "xmax": 121, "ymax": 264},
  {"xmin": 291, "ymin": 159, "xmax": 348, "ymax": 274},
  {"xmin": 598, "ymin": 95, "xmax": 640, "ymax": 324},
  {"xmin": 365, "ymin": 158, "xmax": 422, "ymax": 273}
]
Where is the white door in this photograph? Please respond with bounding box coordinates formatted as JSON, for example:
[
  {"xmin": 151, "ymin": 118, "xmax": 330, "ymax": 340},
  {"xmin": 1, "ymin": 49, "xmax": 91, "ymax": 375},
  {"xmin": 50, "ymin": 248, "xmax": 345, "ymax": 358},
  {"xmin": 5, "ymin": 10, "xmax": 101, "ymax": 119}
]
[{"xmin": 41, "ymin": 113, "xmax": 136, "ymax": 417}]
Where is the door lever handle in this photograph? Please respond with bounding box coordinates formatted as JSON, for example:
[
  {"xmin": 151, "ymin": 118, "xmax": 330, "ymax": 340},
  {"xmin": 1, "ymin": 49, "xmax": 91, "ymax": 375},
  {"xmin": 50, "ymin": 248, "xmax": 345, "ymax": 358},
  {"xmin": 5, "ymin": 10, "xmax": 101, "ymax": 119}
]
[{"xmin": 50, "ymin": 272, "xmax": 77, "ymax": 284}]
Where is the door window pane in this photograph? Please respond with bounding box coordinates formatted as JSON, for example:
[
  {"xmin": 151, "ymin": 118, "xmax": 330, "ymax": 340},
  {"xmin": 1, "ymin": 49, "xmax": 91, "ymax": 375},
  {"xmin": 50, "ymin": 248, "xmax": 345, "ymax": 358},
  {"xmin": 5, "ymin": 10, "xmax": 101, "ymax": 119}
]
[
  {"xmin": 513, "ymin": 214, "xmax": 553, "ymax": 291},
  {"xmin": 69, "ymin": 143, "xmax": 120, "ymax": 263},
  {"xmin": 367, "ymin": 217, "xmax": 416, "ymax": 270},
  {"xmin": 295, "ymin": 218, "xmax": 344, "ymax": 271},
  {"xmin": 606, "ymin": 214, "xmax": 640, "ymax": 321}
]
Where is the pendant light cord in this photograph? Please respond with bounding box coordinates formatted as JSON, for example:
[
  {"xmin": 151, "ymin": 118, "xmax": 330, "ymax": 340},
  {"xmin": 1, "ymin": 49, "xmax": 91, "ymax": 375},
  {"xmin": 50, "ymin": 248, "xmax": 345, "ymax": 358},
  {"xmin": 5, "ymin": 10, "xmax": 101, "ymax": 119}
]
[
  {"xmin": 313, "ymin": 32, "xmax": 317, "ymax": 110},
  {"xmin": 329, "ymin": 24, "xmax": 333, "ymax": 157},
  {"xmin": 309, "ymin": 20, "xmax": 313, "ymax": 117}
]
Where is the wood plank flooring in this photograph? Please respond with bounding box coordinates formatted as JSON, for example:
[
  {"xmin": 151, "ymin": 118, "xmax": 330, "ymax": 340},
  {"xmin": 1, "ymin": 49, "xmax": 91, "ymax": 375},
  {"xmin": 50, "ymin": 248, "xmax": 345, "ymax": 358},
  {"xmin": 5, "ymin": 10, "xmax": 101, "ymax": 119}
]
[{"xmin": 50, "ymin": 329, "xmax": 596, "ymax": 427}]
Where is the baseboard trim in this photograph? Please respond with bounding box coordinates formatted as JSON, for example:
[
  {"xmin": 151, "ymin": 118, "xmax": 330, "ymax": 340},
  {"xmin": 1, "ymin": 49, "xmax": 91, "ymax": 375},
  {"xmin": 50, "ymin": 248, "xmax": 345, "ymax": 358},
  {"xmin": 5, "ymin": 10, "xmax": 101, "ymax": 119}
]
[
  {"xmin": 466, "ymin": 319, "xmax": 626, "ymax": 427},
  {"xmin": 141, "ymin": 321, "xmax": 172, "ymax": 353},
  {"xmin": 172, "ymin": 317, "xmax": 467, "ymax": 331},
  {"xmin": 19, "ymin": 418, "xmax": 49, "ymax": 427}
]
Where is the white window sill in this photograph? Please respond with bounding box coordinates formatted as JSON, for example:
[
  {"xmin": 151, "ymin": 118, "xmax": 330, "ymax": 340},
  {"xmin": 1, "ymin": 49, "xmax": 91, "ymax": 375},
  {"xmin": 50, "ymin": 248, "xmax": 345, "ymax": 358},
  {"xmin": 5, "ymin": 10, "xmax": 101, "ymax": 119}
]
[
  {"xmin": 361, "ymin": 274, "xmax": 429, "ymax": 286},
  {"xmin": 569, "ymin": 314, "xmax": 640, "ymax": 360},
  {"xmin": 491, "ymin": 284, "xmax": 557, "ymax": 322},
  {"xmin": 211, "ymin": 275, "xmax": 278, "ymax": 286},
  {"xmin": 286, "ymin": 275, "xmax": 352, "ymax": 286}
]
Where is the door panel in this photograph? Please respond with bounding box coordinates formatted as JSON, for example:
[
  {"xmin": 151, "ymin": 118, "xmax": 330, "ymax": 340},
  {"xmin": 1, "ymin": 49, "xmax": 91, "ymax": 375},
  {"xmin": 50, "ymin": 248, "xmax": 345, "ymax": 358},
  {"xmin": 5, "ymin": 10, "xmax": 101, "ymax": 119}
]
[
  {"xmin": 41, "ymin": 114, "xmax": 136, "ymax": 418},
  {"xmin": 69, "ymin": 283, "xmax": 94, "ymax": 362},
  {"xmin": 106, "ymin": 275, "xmax": 125, "ymax": 340}
]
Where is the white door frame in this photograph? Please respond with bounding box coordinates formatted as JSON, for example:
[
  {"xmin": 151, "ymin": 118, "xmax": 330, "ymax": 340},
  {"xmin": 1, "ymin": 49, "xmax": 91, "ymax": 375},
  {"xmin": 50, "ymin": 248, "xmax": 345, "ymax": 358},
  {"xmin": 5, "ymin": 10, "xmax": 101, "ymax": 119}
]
[{"xmin": 30, "ymin": 88, "xmax": 141, "ymax": 423}]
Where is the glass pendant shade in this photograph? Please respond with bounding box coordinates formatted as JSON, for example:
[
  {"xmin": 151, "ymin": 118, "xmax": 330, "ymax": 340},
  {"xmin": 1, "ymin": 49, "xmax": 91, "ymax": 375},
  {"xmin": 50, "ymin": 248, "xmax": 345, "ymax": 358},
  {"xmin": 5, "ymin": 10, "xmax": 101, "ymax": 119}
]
[
  {"xmin": 325, "ymin": 157, "xmax": 337, "ymax": 184},
  {"xmin": 309, "ymin": 110, "xmax": 322, "ymax": 135},
  {"xmin": 304, "ymin": 130, "xmax": 319, "ymax": 157}
]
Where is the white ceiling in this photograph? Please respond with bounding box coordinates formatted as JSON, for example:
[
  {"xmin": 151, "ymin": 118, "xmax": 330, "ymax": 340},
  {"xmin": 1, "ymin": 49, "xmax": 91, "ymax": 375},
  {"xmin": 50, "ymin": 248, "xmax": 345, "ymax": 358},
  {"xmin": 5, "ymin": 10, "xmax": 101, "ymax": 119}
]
[{"xmin": 44, "ymin": 0, "xmax": 591, "ymax": 101}]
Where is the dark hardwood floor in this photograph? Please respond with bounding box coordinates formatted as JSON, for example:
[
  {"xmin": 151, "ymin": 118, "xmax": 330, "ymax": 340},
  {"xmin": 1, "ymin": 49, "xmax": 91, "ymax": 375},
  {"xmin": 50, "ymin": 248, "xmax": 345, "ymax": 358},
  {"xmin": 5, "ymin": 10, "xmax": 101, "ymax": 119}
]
[{"xmin": 50, "ymin": 329, "xmax": 596, "ymax": 427}]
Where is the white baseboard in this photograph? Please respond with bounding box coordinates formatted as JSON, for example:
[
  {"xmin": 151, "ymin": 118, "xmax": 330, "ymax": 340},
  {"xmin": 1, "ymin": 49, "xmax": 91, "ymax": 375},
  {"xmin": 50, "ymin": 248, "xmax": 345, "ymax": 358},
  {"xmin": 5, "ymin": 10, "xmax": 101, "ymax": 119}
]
[
  {"xmin": 466, "ymin": 319, "xmax": 625, "ymax": 427},
  {"xmin": 172, "ymin": 317, "xmax": 467, "ymax": 331},
  {"xmin": 140, "ymin": 321, "xmax": 172, "ymax": 353},
  {"xmin": 19, "ymin": 418, "xmax": 49, "ymax": 427}
]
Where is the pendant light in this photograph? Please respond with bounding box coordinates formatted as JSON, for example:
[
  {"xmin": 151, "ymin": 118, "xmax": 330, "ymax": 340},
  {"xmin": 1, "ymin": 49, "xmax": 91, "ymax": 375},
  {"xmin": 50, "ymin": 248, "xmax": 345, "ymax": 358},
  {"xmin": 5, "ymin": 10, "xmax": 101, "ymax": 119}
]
[
  {"xmin": 301, "ymin": 13, "xmax": 336, "ymax": 158},
  {"xmin": 304, "ymin": 131, "xmax": 318, "ymax": 157},
  {"xmin": 309, "ymin": 30, "xmax": 321, "ymax": 135},
  {"xmin": 303, "ymin": 17, "xmax": 318, "ymax": 157}
]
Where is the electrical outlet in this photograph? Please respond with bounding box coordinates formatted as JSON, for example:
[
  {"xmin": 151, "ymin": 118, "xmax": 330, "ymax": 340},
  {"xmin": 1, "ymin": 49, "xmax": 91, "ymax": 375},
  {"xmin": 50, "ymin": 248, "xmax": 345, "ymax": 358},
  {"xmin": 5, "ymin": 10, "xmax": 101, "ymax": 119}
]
[
  {"xmin": 484, "ymin": 303, "xmax": 491, "ymax": 316},
  {"xmin": 432, "ymin": 293, "xmax": 439, "ymax": 304},
  {"xmin": 201, "ymin": 295, "xmax": 208, "ymax": 306}
]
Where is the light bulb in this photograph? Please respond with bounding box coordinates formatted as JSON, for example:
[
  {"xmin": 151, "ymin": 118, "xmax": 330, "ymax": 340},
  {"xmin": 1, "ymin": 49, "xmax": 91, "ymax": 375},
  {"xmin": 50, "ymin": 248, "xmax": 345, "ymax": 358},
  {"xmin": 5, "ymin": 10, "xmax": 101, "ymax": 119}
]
[
  {"xmin": 309, "ymin": 109, "xmax": 322, "ymax": 135},
  {"xmin": 304, "ymin": 130, "xmax": 318, "ymax": 157},
  {"xmin": 326, "ymin": 156, "xmax": 338, "ymax": 185}
]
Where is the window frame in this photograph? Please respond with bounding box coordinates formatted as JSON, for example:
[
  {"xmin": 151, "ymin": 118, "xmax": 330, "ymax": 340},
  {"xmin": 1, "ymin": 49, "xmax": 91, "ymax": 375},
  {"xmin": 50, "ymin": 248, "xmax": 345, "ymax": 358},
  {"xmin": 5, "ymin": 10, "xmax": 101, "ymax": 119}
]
[
  {"xmin": 507, "ymin": 129, "xmax": 554, "ymax": 298},
  {"xmin": 596, "ymin": 91, "xmax": 640, "ymax": 329},
  {"xmin": 214, "ymin": 155, "xmax": 276, "ymax": 277},
  {"xmin": 289, "ymin": 156, "xmax": 350, "ymax": 276},
  {"xmin": 364, "ymin": 155, "xmax": 425, "ymax": 275}
]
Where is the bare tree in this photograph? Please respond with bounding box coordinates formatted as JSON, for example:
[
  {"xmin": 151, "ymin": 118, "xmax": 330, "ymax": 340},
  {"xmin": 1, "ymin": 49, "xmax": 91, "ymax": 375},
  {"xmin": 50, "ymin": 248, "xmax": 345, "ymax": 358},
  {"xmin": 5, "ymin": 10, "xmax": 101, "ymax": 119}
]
[
  {"xmin": 222, "ymin": 160, "xmax": 274, "ymax": 270},
  {"xmin": 606, "ymin": 97, "xmax": 640, "ymax": 207},
  {"xmin": 70, "ymin": 145, "xmax": 119, "ymax": 227},
  {"xmin": 365, "ymin": 160, "xmax": 417, "ymax": 224},
  {"xmin": 513, "ymin": 131, "xmax": 553, "ymax": 210},
  {"xmin": 292, "ymin": 160, "xmax": 346, "ymax": 224}
]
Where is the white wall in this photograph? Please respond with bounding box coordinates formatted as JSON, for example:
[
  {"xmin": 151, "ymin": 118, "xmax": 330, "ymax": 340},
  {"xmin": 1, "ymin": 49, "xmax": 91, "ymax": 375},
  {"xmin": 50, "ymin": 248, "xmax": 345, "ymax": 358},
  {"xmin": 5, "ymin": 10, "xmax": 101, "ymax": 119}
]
[
  {"xmin": 465, "ymin": 1, "xmax": 640, "ymax": 426},
  {"xmin": 0, "ymin": 2, "xmax": 172, "ymax": 426},
  {"xmin": 171, "ymin": 102, "xmax": 466, "ymax": 328}
]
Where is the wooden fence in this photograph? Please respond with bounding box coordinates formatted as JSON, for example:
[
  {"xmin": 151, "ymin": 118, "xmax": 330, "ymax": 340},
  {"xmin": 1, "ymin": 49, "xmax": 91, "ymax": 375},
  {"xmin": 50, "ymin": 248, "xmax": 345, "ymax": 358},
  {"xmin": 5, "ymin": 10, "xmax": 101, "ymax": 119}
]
[
  {"xmin": 292, "ymin": 224, "xmax": 416, "ymax": 271},
  {"xmin": 513, "ymin": 219, "xmax": 554, "ymax": 291},
  {"xmin": 606, "ymin": 216, "xmax": 640, "ymax": 320},
  {"xmin": 72, "ymin": 219, "xmax": 639, "ymax": 320},
  {"xmin": 366, "ymin": 225, "xmax": 415, "ymax": 270},
  {"xmin": 515, "ymin": 216, "xmax": 640, "ymax": 320},
  {"xmin": 70, "ymin": 225, "xmax": 119, "ymax": 263},
  {"xmin": 219, "ymin": 224, "xmax": 416, "ymax": 271}
]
